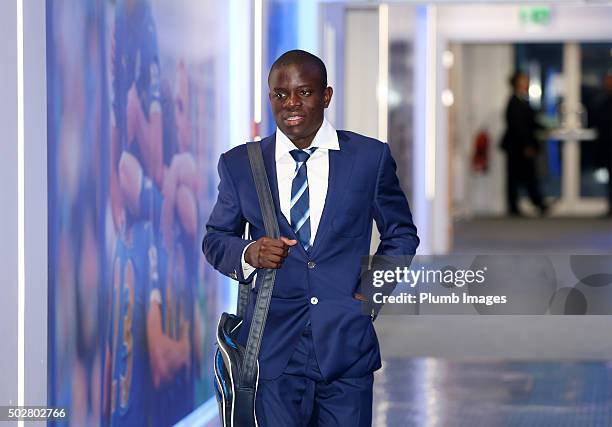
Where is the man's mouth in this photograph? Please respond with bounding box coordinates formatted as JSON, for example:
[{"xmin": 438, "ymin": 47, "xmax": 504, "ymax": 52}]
[{"xmin": 284, "ymin": 115, "xmax": 305, "ymax": 126}]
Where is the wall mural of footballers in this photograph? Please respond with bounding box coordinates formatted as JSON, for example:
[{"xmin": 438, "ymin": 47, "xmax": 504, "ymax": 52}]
[{"xmin": 47, "ymin": 0, "xmax": 230, "ymax": 425}]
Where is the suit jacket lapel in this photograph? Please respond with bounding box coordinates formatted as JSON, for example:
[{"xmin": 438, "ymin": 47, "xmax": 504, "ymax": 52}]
[
  {"xmin": 260, "ymin": 135, "xmax": 295, "ymax": 240},
  {"xmin": 310, "ymin": 131, "xmax": 355, "ymax": 258}
]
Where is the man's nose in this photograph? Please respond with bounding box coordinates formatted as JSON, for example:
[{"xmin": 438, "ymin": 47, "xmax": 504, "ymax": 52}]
[{"xmin": 285, "ymin": 92, "xmax": 302, "ymax": 109}]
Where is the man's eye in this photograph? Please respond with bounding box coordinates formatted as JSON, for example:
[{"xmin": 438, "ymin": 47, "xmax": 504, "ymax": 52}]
[
  {"xmin": 275, "ymin": 93, "xmax": 285, "ymax": 99},
  {"xmin": 300, "ymin": 90, "xmax": 311, "ymax": 96}
]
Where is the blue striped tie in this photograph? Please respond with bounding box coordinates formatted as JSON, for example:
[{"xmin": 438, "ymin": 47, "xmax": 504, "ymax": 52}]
[{"xmin": 289, "ymin": 147, "xmax": 317, "ymax": 250}]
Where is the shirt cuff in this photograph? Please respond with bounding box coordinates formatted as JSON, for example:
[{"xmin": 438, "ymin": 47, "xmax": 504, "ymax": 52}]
[{"xmin": 241, "ymin": 241, "xmax": 257, "ymax": 280}]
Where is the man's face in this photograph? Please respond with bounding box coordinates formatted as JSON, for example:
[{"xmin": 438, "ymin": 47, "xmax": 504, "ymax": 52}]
[
  {"xmin": 516, "ymin": 74, "xmax": 529, "ymax": 96},
  {"xmin": 268, "ymin": 63, "xmax": 332, "ymax": 148}
]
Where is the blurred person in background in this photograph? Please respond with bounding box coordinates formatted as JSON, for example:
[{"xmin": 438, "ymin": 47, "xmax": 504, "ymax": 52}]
[
  {"xmin": 501, "ymin": 71, "xmax": 548, "ymax": 216},
  {"xmin": 593, "ymin": 72, "xmax": 612, "ymax": 217}
]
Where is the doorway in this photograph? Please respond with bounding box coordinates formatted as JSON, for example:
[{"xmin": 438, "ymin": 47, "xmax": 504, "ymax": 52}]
[{"xmin": 450, "ymin": 42, "xmax": 611, "ymax": 219}]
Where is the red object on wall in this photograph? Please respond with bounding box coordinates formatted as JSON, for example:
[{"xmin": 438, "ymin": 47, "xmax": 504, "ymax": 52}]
[{"xmin": 472, "ymin": 130, "xmax": 490, "ymax": 172}]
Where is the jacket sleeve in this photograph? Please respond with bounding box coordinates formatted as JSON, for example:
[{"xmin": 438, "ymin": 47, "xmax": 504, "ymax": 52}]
[
  {"xmin": 372, "ymin": 143, "xmax": 420, "ymax": 256},
  {"xmin": 202, "ymin": 153, "xmax": 256, "ymax": 283},
  {"xmin": 361, "ymin": 143, "xmax": 419, "ymax": 319}
]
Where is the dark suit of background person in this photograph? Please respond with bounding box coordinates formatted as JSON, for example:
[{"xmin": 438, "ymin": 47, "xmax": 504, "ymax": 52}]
[
  {"xmin": 202, "ymin": 50, "xmax": 419, "ymax": 426},
  {"xmin": 593, "ymin": 73, "xmax": 612, "ymax": 217},
  {"xmin": 501, "ymin": 72, "xmax": 547, "ymax": 216}
]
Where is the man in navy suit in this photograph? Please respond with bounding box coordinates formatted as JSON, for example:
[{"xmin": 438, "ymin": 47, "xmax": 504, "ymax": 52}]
[{"xmin": 203, "ymin": 50, "xmax": 419, "ymax": 426}]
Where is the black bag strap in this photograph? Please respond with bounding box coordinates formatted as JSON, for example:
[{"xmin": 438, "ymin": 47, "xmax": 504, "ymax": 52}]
[
  {"xmin": 241, "ymin": 141, "xmax": 280, "ymax": 389},
  {"xmin": 236, "ymin": 222, "xmax": 251, "ymax": 318},
  {"xmin": 236, "ymin": 282, "xmax": 250, "ymax": 318}
]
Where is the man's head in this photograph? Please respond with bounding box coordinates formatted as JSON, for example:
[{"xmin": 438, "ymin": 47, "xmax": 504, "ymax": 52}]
[
  {"xmin": 268, "ymin": 50, "xmax": 333, "ymax": 149},
  {"xmin": 509, "ymin": 71, "xmax": 529, "ymax": 97}
]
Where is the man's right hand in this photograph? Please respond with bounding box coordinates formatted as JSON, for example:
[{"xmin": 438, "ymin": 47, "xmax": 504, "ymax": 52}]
[{"xmin": 245, "ymin": 236, "xmax": 297, "ymax": 269}]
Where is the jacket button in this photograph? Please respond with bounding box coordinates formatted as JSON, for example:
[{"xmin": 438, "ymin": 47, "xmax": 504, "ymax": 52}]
[
  {"xmin": 310, "ymin": 297, "xmax": 319, "ymax": 305},
  {"xmin": 307, "ymin": 261, "xmax": 316, "ymax": 269}
]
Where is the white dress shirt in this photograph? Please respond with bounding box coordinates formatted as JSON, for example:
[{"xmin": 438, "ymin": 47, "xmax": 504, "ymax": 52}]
[{"xmin": 241, "ymin": 118, "xmax": 339, "ymax": 278}]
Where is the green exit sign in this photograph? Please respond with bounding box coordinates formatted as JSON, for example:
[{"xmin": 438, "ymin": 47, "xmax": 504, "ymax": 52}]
[{"xmin": 520, "ymin": 6, "xmax": 552, "ymax": 26}]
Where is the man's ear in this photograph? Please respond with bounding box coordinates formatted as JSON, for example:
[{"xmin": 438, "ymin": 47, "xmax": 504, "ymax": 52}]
[{"xmin": 323, "ymin": 86, "xmax": 333, "ymax": 108}]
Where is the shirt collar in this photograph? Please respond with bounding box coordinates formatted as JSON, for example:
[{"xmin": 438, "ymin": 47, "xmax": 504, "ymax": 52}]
[{"xmin": 275, "ymin": 117, "xmax": 339, "ymax": 162}]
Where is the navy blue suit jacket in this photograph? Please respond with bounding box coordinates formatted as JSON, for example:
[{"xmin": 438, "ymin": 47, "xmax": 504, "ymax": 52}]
[{"xmin": 203, "ymin": 130, "xmax": 419, "ymax": 381}]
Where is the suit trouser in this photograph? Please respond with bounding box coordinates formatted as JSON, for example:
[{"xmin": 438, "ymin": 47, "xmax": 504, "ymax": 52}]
[
  {"xmin": 506, "ymin": 152, "xmax": 544, "ymax": 213},
  {"xmin": 255, "ymin": 323, "xmax": 374, "ymax": 427}
]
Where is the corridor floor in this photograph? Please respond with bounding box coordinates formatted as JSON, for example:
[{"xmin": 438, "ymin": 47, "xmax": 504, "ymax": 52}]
[{"xmin": 373, "ymin": 217, "xmax": 612, "ymax": 426}]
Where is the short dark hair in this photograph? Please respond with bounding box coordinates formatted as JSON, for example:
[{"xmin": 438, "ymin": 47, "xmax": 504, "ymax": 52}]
[{"xmin": 269, "ymin": 50, "xmax": 328, "ymax": 89}]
